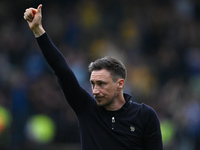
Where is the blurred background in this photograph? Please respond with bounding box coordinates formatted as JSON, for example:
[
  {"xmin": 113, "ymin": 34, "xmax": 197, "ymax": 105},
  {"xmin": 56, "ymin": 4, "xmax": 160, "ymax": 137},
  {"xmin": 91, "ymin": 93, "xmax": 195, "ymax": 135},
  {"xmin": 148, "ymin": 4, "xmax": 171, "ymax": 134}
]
[{"xmin": 0, "ymin": 0, "xmax": 200, "ymax": 149}]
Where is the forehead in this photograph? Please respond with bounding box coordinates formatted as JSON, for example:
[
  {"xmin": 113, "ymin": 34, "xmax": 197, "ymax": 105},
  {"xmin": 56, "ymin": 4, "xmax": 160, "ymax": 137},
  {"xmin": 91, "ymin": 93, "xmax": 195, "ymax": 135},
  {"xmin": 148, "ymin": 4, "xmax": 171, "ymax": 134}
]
[{"xmin": 90, "ymin": 69, "xmax": 112, "ymax": 81}]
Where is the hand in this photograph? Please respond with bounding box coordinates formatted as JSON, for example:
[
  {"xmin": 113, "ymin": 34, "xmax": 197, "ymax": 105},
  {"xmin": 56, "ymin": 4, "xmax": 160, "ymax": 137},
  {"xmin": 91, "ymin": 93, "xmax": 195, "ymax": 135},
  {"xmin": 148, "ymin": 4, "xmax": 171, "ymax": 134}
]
[{"xmin": 24, "ymin": 4, "xmax": 45, "ymax": 37}]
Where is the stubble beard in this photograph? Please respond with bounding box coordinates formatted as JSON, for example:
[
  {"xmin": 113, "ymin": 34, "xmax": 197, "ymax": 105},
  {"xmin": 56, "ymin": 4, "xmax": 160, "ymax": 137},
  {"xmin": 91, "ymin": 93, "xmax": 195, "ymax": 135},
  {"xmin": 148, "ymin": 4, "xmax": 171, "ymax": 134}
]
[{"xmin": 96, "ymin": 93, "xmax": 118, "ymax": 108}]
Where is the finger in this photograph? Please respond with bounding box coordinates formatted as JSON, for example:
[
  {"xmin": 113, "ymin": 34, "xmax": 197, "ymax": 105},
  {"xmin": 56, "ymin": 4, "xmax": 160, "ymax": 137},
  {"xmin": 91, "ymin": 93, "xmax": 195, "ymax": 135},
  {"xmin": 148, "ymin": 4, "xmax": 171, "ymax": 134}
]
[
  {"xmin": 24, "ymin": 13, "xmax": 33, "ymax": 21},
  {"xmin": 37, "ymin": 4, "xmax": 43, "ymax": 14},
  {"xmin": 24, "ymin": 9, "xmax": 33, "ymax": 18},
  {"xmin": 24, "ymin": 16, "xmax": 33, "ymax": 22},
  {"xmin": 24, "ymin": 12, "xmax": 32, "ymax": 20},
  {"xmin": 24, "ymin": 13, "xmax": 34, "ymax": 22}
]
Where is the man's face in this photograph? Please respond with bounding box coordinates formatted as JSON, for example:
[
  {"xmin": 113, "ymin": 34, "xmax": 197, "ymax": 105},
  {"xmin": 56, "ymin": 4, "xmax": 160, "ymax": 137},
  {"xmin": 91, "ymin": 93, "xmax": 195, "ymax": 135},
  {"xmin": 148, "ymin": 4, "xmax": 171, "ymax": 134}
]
[{"xmin": 90, "ymin": 69, "xmax": 120, "ymax": 107}]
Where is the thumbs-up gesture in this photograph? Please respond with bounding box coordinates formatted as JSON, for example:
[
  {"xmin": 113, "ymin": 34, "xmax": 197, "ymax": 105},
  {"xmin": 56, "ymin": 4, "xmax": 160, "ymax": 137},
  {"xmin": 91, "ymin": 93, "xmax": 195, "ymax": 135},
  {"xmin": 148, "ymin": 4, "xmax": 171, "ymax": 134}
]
[{"xmin": 24, "ymin": 4, "xmax": 45, "ymax": 37}]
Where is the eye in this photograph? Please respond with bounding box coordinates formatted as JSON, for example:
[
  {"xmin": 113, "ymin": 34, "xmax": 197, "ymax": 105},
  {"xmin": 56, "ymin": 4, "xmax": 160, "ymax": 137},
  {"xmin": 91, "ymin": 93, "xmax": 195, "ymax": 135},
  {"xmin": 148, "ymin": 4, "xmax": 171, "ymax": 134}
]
[
  {"xmin": 90, "ymin": 81, "xmax": 94, "ymax": 87},
  {"xmin": 98, "ymin": 81, "xmax": 105, "ymax": 87},
  {"xmin": 90, "ymin": 81, "xmax": 106, "ymax": 89}
]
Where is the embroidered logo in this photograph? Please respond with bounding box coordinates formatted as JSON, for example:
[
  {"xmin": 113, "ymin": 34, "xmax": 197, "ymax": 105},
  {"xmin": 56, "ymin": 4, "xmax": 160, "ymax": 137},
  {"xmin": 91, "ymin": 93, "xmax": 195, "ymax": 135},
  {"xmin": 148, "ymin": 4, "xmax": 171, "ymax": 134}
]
[{"xmin": 130, "ymin": 126, "xmax": 135, "ymax": 132}]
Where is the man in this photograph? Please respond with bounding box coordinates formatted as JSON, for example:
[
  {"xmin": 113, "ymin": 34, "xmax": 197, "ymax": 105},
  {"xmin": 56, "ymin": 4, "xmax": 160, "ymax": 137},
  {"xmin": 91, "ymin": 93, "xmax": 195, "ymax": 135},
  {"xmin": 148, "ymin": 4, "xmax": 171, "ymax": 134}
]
[{"xmin": 24, "ymin": 4, "xmax": 163, "ymax": 150}]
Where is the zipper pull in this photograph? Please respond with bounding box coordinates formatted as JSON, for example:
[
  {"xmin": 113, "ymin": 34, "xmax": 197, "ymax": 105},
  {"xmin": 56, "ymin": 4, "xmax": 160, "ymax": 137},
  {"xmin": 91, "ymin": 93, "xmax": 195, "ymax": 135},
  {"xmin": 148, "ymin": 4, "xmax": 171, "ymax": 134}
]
[{"xmin": 112, "ymin": 117, "xmax": 115, "ymax": 130}]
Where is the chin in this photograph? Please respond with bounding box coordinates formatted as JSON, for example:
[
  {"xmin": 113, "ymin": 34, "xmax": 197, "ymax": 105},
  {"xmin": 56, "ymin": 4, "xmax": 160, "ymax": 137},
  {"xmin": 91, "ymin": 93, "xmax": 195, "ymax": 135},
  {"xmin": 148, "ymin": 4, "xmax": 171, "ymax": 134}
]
[
  {"xmin": 96, "ymin": 97, "xmax": 112, "ymax": 107},
  {"xmin": 96, "ymin": 101, "xmax": 107, "ymax": 107},
  {"xmin": 96, "ymin": 101, "xmax": 104, "ymax": 106},
  {"xmin": 97, "ymin": 101, "xmax": 112, "ymax": 108}
]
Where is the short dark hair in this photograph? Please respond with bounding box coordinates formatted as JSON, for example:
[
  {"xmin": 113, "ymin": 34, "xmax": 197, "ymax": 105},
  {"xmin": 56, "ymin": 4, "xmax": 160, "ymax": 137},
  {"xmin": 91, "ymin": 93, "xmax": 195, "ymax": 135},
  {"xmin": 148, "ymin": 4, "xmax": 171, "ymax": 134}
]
[{"xmin": 88, "ymin": 56, "xmax": 127, "ymax": 82}]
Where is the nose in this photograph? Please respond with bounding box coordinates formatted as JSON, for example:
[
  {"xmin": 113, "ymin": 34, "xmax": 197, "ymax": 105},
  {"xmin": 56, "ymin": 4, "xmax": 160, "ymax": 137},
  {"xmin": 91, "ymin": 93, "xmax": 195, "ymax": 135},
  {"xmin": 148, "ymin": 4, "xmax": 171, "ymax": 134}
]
[{"xmin": 92, "ymin": 85, "xmax": 100, "ymax": 95}]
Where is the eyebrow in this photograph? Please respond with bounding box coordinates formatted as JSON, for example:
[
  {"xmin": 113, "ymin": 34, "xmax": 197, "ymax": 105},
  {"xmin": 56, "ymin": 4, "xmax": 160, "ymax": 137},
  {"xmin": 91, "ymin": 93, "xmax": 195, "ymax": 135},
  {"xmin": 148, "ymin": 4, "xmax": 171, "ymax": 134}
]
[{"xmin": 90, "ymin": 80, "xmax": 106, "ymax": 84}]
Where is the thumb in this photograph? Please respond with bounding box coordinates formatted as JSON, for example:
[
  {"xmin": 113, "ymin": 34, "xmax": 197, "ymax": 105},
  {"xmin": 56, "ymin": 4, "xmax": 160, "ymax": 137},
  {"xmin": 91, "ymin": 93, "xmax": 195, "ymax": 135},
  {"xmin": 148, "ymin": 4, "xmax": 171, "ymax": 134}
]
[{"xmin": 37, "ymin": 4, "xmax": 43, "ymax": 14}]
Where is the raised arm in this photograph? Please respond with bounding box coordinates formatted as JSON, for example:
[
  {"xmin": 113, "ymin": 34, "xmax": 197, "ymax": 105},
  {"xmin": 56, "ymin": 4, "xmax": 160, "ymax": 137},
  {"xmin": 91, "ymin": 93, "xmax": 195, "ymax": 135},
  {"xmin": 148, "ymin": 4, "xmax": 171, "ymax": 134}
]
[
  {"xmin": 24, "ymin": 4, "xmax": 67, "ymax": 74},
  {"xmin": 24, "ymin": 4, "xmax": 91, "ymax": 114}
]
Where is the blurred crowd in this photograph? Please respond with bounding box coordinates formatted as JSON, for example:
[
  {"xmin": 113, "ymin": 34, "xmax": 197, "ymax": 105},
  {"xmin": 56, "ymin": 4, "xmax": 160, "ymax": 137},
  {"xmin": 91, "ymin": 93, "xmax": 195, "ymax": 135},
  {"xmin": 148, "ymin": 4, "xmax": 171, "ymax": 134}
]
[{"xmin": 0, "ymin": 0, "xmax": 200, "ymax": 149}]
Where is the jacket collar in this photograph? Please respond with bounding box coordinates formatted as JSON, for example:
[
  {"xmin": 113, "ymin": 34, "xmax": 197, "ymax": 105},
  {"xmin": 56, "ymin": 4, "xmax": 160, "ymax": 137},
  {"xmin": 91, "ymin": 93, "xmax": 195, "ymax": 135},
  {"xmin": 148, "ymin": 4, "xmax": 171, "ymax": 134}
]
[{"xmin": 122, "ymin": 93, "xmax": 132, "ymax": 110}]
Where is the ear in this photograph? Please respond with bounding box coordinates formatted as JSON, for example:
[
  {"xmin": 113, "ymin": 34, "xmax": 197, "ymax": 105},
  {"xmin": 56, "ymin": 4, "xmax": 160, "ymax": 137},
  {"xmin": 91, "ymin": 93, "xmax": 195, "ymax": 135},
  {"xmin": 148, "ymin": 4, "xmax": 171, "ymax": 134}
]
[{"xmin": 117, "ymin": 78, "xmax": 125, "ymax": 90}]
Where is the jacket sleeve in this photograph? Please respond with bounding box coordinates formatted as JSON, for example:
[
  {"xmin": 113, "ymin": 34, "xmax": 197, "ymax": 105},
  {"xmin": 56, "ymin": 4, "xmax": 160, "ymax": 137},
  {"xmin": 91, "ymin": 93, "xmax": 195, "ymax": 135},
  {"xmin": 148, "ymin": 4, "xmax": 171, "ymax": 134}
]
[
  {"xmin": 142, "ymin": 104, "xmax": 163, "ymax": 150},
  {"xmin": 36, "ymin": 33, "xmax": 92, "ymax": 114}
]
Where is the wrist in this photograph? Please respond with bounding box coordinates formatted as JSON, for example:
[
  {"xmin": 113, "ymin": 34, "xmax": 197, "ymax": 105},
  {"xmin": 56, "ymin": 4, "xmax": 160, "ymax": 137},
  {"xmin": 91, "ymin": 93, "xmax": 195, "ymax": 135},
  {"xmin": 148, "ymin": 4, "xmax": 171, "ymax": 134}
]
[{"xmin": 32, "ymin": 25, "xmax": 45, "ymax": 38}]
